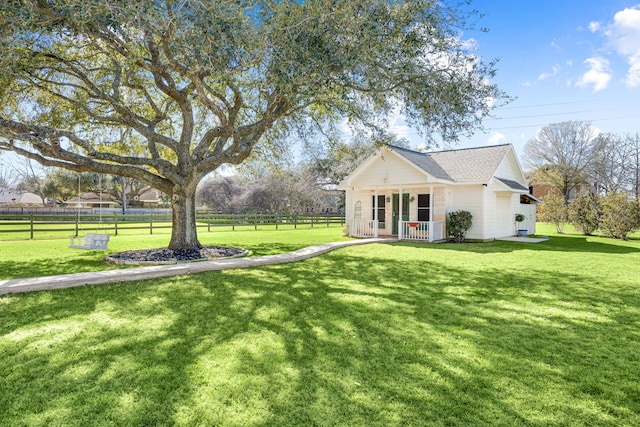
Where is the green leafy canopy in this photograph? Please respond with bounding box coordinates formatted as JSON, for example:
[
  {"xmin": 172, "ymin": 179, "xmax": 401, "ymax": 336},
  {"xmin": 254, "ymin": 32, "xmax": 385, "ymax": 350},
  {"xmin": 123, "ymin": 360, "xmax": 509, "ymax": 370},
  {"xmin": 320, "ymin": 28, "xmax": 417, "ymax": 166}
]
[{"xmin": 0, "ymin": 0, "xmax": 506, "ymax": 249}]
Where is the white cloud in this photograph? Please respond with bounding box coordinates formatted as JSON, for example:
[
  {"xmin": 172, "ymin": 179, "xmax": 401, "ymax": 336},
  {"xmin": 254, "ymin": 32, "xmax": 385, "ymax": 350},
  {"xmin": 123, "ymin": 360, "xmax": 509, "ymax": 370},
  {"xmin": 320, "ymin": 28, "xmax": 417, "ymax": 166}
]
[
  {"xmin": 538, "ymin": 64, "xmax": 561, "ymax": 81},
  {"xmin": 576, "ymin": 57, "xmax": 612, "ymax": 92},
  {"xmin": 589, "ymin": 21, "xmax": 601, "ymax": 32},
  {"xmin": 602, "ymin": 6, "xmax": 640, "ymax": 87},
  {"xmin": 487, "ymin": 131, "xmax": 506, "ymax": 145}
]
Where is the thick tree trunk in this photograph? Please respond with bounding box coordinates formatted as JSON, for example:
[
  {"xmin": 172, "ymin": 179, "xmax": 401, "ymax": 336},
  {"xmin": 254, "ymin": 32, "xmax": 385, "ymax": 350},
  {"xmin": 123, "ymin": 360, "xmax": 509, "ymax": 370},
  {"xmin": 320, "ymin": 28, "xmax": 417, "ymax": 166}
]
[{"xmin": 168, "ymin": 190, "xmax": 201, "ymax": 250}]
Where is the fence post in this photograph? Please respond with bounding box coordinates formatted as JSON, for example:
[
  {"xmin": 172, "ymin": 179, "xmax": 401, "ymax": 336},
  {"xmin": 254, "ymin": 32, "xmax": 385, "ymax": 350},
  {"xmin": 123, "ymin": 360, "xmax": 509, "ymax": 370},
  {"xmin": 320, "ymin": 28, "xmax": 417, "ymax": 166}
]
[
  {"xmin": 150, "ymin": 214, "xmax": 153, "ymax": 235},
  {"xmin": 232, "ymin": 214, "xmax": 235, "ymax": 231},
  {"xmin": 327, "ymin": 213, "xmax": 330, "ymax": 227},
  {"xmin": 30, "ymin": 215, "xmax": 34, "ymax": 239},
  {"xmin": 75, "ymin": 212, "xmax": 79, "ymax": 237}
]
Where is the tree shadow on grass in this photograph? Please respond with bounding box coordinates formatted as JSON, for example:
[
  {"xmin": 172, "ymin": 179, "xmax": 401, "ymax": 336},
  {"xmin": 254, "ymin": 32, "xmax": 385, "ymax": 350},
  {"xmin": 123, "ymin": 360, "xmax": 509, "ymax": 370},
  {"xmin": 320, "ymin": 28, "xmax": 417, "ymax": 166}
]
[
  {"xmin": 0, "ymin": 252, "xmax": 122, "ymax": 280},
  {"xmin": 392, "ymin": 233, "xmax": 640, "ymax": 255},
  {"xmin": 1, "ymin": 246, "xmax": 639, "ymax": 426}
]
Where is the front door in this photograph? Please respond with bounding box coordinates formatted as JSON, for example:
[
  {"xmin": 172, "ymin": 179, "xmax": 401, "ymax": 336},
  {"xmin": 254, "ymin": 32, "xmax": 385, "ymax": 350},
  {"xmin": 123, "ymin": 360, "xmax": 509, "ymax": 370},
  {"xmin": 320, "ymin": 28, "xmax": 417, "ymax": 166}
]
[{"xmin": 392, "ymin": 193, "xmax": 410, "ymax": 234}]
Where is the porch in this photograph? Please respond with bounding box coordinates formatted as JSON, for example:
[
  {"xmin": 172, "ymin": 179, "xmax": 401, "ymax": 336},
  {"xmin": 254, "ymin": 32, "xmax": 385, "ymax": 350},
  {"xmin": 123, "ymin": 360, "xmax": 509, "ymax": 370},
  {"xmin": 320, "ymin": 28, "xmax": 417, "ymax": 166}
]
[{"xmin": 349, "ymin": 219, "xmax": 445, "ymax": 242}]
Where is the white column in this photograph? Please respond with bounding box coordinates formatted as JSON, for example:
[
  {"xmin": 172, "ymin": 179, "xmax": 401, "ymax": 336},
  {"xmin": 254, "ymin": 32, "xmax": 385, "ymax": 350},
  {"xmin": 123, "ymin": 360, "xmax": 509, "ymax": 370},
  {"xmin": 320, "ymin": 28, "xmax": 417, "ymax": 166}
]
[
  {"xmin": 429, "ymin": 184, "xmax": 434, "ymax": 242},
  {"xmin": 374, "ymin": 186, "xmax": 379, "ymax": 238},
  {"xmin": 398, "ymin": 184, "xmax": 403, "ymax": 240}
]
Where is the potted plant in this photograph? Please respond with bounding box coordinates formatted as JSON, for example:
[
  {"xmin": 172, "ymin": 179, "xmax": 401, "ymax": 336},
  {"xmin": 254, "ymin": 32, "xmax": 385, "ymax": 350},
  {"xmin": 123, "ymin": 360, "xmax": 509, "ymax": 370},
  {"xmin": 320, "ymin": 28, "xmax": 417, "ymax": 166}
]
[{"xmin": 515, "ymin": 213, "xmax": 527, "ymax": 236}]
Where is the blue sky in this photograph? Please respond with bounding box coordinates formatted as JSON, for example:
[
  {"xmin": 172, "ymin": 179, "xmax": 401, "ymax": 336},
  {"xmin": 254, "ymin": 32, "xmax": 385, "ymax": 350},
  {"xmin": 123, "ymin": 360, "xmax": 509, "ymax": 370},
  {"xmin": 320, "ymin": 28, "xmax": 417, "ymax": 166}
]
[{"xmin": 392, "ymin": 0, "xmax": 640, "ymax": 159}]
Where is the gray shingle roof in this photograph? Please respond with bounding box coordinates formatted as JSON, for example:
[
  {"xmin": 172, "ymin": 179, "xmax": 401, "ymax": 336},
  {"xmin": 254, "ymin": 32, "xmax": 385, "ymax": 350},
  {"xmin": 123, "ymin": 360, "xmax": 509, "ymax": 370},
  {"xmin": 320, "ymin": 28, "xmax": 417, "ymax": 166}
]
[
  {"xmin": 391, "ymin": 144, "xmax": 511, "ymax": 183},
  {"xmin": 496, "ymin": 177, "xmax": 528, "ymax": 191}
]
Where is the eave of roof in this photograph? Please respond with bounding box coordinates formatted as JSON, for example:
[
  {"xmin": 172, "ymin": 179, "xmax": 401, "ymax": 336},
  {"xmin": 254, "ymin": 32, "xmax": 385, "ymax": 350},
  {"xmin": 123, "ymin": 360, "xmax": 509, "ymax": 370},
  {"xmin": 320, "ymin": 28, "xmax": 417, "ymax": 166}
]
[{"xmin": 495, "ymin": 177, "xmax": 529, "ymax": 192}]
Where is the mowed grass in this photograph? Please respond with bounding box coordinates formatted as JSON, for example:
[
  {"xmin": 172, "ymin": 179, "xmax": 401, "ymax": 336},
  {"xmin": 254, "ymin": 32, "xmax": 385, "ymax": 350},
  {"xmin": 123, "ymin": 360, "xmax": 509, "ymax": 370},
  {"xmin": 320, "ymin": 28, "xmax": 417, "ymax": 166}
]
[
  {"xmin": 0, "ymin": 225, "xmax": 349, "ymax": 279},
  {"xmin": 1, "ymin": 224, "xmax": 640, "ymax": 426}
]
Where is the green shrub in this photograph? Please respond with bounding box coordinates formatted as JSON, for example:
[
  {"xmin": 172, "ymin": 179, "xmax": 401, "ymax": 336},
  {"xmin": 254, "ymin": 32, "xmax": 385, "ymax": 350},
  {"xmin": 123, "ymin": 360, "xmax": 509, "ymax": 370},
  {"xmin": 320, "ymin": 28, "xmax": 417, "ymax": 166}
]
[
  {"xmin": 538, "ymin": 192, "xmax": 568, "ymax": 233},
  {"xmin": 568, "ymin": 193, "xmax": 601, "ymax": 235},
  {"xmin": 600, "ymin": 192, "xmax": 640, "ymax": 240},
  {"xmin": 447, "ymin": 210, "xmax": 473, "ymax": 243}
]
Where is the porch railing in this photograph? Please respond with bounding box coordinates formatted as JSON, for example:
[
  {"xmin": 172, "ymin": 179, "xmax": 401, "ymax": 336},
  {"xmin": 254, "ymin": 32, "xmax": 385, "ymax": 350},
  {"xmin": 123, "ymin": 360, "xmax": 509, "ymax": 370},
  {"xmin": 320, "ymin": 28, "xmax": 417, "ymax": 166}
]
[
  {"xmin": 399, "ymin": 220, "xmax": 445, "ymax": 242},
  {"xmin": 350, "ymin": 219, "xmax": 378, "ymax": 238}
]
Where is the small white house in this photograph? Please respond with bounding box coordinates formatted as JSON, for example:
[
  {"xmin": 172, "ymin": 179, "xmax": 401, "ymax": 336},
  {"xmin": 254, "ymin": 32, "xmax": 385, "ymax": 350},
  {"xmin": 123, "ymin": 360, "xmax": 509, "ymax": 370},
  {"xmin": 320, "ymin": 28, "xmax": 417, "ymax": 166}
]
[{"xmin": 338, "ymin": 144, "xmax": 538, "ymax": 241}]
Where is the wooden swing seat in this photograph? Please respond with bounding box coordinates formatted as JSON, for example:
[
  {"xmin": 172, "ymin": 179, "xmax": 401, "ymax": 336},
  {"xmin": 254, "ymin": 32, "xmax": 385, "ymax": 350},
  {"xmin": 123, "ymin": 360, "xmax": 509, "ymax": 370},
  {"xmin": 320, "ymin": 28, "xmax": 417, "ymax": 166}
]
[{"xmin": 69, "ymin": 233, "xmax": 110, "ymax": 250}]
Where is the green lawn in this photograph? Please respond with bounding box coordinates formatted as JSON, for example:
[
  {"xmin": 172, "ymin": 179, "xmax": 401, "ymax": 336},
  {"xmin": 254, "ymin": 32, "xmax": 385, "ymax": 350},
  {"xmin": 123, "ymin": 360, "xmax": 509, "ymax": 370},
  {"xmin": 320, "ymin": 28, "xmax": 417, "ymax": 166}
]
[
  {"xmin": 0, "ymin": 225, "xmax": 349, "ymax": 279},
  {"xmin": 1, "ymin": 224, "xmax": 639, "ymax": 426}
]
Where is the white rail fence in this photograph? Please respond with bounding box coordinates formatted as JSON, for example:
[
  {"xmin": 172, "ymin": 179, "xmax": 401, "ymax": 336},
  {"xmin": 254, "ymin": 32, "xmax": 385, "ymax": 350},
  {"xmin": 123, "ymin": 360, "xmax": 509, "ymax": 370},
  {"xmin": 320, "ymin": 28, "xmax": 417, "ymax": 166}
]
[
  {"xmin": 400, "ymin": 220, "xmax": 445, "ymax": 241},
  {"xmin": 349, "ymin": 220, "xmax": 445, "ymax": 241},
  {"xmin": 350, "ymin": 219, "xmax": 378, "ymax": 238}
]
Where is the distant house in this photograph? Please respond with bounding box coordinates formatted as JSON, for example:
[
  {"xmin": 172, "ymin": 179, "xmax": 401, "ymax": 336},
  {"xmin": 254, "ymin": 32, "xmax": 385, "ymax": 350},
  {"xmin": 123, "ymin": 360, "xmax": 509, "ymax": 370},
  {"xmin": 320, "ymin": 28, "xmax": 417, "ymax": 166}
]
[
  {"xmin": 0, "ymin": 189, "xmax": 44, "ymax": 206},
  {"xmin": 65, "ymin": 192, "xmax": 118, "ymax": 209},
  {"xmin": 133, "ymin": 187, "xmax": 166, "ymax": 208},
  {"xmin": 338, "ymin": 144, "xmax": 538, "ymax": 241},
  {"xmin": 66, "ymin": 187, "xmax": 167, "ymax": 209}
]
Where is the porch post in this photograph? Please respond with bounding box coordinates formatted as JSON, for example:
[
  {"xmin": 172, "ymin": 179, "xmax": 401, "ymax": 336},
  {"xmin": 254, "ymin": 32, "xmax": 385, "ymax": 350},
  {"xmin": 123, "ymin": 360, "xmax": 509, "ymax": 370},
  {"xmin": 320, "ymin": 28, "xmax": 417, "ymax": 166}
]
[
  {"xmin": 398, "ymin": 184, "xmax": 403, "ymax": 240},
  {"xmin": 374, "ymin": 186, "xmax": 379, "ymax": 238},
  {"xmin": 429, "ymin": 184, "xmax": 434, "ymax": 242}
]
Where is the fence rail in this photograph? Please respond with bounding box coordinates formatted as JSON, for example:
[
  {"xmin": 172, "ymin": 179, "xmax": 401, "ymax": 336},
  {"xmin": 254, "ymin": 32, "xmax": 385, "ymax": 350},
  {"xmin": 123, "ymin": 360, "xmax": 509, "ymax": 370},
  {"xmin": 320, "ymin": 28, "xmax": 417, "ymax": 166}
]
[
  {"xmin": 0, "ymin": 212, "xmax": 345, "ymax": 239},
  {"xmin": 399, "ymin": 220, "xmax": 444, "ymax": 242}
]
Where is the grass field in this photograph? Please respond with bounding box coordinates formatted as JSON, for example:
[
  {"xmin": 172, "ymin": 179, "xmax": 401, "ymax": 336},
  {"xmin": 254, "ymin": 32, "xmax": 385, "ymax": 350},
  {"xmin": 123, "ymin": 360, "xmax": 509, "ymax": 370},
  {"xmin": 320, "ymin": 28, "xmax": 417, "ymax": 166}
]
[
  {"xmin": 0, "ymin": 225, "xmax": 349, "ymax": 279},
  {"xmin": 1, "ymin": 224, "xmax": 639, "ymax": 426}
]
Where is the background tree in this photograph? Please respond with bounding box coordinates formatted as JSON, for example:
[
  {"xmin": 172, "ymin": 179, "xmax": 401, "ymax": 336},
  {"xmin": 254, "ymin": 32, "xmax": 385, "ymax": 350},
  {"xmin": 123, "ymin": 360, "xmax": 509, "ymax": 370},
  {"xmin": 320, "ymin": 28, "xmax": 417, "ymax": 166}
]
[
  {"xmin": 0, "ymin": 0, "xmax": 504, "ymax": 250},
  {"xmin": 196, "ymin": 166, "xmax": 339, "ymax": 214},
  {"xmin": 568, "ymin": 193, "xmax": 602, "ymax": 236},
  {"xmin": 10, "ymin": 157, "xmax": 48, "ymax": 206},
  {"xmin": 624, "ymin": 133, "xmax": 640, "ymax": 200},
  {"xmin": 538, "ymin": 192, "xmax": 568, "ymax": 233},
  {"xmin": 591, "ymin": 133, "xmax": 629, "ymax": 195},
  {"xmin": 107, "ymin": 176, "xmax": 148, "ymax": 213},
  {"xmin": 525, "ymin": 121, "xmax": 602, "ymax": 204},
  {"xmin": 42, "ymin": 170, "xmax": 111, "ymax": 205},
  {"xmin": 600, "ymin": 192, "xmax": 640, "ymax": 240}
]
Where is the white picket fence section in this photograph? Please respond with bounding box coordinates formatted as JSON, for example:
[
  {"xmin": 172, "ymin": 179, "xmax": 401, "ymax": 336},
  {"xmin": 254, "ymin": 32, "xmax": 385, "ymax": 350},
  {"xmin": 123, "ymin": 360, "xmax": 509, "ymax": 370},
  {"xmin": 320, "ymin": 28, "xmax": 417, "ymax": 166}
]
[
  {"xmin": 350, "ymin": 219, "xmax": 378, "ymax": 238},
  {"xmin": 399, "ymin": 221, "xmax": 445, "ymax": 242}
]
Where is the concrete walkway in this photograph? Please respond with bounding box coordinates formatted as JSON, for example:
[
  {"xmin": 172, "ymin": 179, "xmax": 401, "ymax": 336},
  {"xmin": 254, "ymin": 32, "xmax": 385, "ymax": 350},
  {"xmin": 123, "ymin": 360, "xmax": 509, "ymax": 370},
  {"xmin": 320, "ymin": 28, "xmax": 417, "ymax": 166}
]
[{"xmin": 0, "ymin": 238, "xmax": 395, "ymax": 296}]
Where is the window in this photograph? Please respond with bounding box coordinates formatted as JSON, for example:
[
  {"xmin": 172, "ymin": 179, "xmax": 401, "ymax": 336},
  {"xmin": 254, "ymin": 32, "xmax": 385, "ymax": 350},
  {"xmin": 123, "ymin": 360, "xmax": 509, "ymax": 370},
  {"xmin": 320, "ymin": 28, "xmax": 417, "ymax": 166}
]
[
  {"xmin": 354, "ymin": 201, "xmax": 362, "ymax": 220},
  {"xmin": 417, "ymin": 194, "xmax": 430, "ymax": 221},
  {"xmin": 372, "ymin": 195, "xmax": 385, "ymax": 224}
]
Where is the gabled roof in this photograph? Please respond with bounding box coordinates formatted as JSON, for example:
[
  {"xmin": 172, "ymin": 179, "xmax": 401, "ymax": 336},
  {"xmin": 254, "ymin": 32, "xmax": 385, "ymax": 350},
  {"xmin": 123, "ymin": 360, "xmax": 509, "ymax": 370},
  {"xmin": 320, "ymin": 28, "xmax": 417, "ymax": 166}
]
[
  {"xmin": 0, "ymin": 189, "xmax": 44, "ymax": 205},
  {"xmin": 391, "ymin": 144, "xmax": 512, "ymax": 183},
  {"xmin": 389, "ymin": 146, "xmax": 452, "ymax": 180}
]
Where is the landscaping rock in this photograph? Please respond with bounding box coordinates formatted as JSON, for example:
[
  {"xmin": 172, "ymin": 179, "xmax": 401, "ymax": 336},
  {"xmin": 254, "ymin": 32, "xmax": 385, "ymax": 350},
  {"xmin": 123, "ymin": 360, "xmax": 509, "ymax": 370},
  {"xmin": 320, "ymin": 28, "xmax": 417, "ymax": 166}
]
[{"xmin": 105, "ymin": 246, "xmax": 247, "ymax": 265}]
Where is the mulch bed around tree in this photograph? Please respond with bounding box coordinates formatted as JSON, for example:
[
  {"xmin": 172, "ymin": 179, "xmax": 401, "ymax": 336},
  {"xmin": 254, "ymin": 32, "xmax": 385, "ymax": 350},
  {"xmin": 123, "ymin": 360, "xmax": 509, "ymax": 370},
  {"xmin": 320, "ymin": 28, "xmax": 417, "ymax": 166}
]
[{"xmin": 105, "ymin": 246, "xmax": 248, "ymax": 265}]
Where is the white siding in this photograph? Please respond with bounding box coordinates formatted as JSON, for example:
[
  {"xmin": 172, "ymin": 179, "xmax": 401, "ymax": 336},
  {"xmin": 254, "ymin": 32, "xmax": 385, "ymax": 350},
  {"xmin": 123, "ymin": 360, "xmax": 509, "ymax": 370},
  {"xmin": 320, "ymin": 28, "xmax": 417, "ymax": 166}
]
[
  {"xmin": 433, "ymin": 188, "xmax": 446, "ymax": 222},
  {"xmin": 494, "ymin": 151, "xmax": 525, "ymax": 185},
  {"xmin": 348, "ymin": 151, "xmax": 429, "ymax": 188},
  {"xmin": 483, "ymin": 186, "xmax": 496, "ymax": 239},
  {"xmin": 519, "ymin": 203, "xmax": 537, "ymax": 235},
  {"xmin": 450, "ymin": 185, "xmax": 484, "ymax": 240},
  {"xmin": 495, "ymin": 195, "xmax": 514, "ymax": 238}
]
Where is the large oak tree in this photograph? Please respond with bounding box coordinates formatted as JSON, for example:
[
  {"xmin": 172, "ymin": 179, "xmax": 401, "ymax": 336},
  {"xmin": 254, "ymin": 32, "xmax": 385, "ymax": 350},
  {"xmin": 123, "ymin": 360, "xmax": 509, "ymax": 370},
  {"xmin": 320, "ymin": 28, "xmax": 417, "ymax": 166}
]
[
  {"xmin": 0, "ymin": 0, "xmax": 503, "ymax": 249},
  {"xmin": 525, "ymin": 121, "xmax": 602, "ymax": 204}
]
